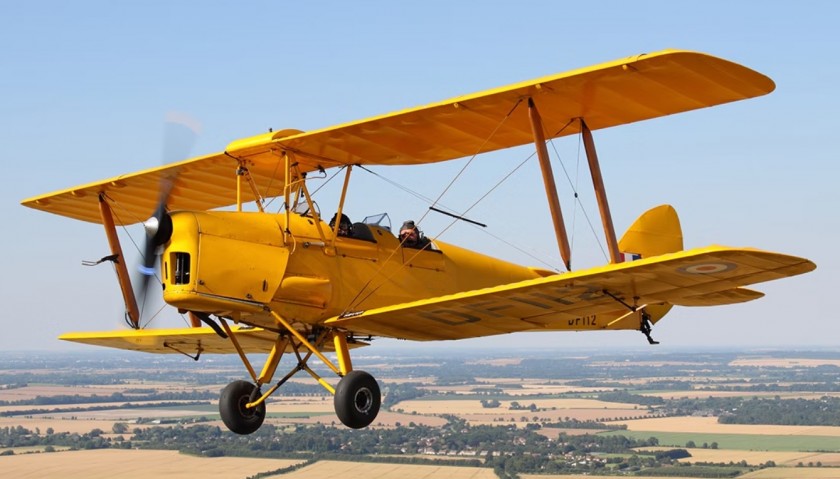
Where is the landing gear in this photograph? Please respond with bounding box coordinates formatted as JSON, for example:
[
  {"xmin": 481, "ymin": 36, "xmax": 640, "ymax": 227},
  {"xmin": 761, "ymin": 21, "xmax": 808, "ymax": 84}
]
[
  {"xmin": 219, "ymin": 380, "xmax": 266, "ymax": 435},
  {"xmin": 216, "ymin": 311, "xmax": 381, "ymax": 433},
  {"xmin": 334, "ymin": 370, "xmax": 381, "ymax": 429}
]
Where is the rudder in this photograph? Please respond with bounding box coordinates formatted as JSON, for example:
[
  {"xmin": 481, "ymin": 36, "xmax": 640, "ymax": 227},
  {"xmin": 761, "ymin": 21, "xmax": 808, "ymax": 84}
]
[{"xmin": 618, "ymin": 205, "xmax": 683, "ymax": 326}]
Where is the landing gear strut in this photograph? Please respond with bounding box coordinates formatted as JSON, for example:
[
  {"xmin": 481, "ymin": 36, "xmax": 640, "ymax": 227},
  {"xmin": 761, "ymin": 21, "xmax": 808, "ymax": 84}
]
[{"xmin": 216, "ymin": 312, "xmax": 382, "ymax": 433}]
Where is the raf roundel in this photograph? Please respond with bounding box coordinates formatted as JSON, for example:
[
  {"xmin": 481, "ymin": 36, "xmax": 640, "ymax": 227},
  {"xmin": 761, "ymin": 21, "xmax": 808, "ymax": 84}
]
[{"xmin": 679, "ymin": 262, "xmax": 737, "ymax": 274}]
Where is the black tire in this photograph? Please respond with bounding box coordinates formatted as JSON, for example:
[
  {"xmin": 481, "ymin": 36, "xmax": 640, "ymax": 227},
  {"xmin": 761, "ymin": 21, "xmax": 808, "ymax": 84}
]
[
  {"xmin": 334, "ymin": 370, "xmax": 381, "ymax": 429},
  {"xmin": 219, "ymin": 380, "xmax": 266, "ymax": 435}
]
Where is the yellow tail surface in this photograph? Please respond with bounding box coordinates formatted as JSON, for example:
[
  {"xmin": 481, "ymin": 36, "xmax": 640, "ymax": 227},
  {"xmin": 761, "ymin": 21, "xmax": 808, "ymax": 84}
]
[
  {"xmin": 619, "ymin": 205, "xmax": 683, "ymax": 324},
  {"xmin": 619, "ymin": 204, "xmax": 683, "ymax": 259}
]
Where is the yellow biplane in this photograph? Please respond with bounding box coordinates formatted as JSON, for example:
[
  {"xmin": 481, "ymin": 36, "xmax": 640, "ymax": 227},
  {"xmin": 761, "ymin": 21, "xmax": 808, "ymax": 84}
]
[{"xmin": 21, "ymin": 50, "xmax": 814, "ymax": 433}]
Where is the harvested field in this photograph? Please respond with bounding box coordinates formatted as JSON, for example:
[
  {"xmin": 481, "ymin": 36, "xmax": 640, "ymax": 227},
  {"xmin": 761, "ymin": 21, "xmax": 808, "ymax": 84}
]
[
  {"xmin": 615, "ymin": 416, "xmax": 840, "ymax": 437},
  {"xmin": 282, "ymin": 460, "xmax": 497, "ymax": 479},
  {"xmin": 643, "ymin": 391, "xmax": 840, "ymax": 400},
  {"xmin": 741, "ymin": 467, "xmax": 840, "ymax": 478},
  {"xmin": 0, "ymin": 448, "xmax": 302, "ymax": 478},
  {"xmin": 0, "ymin": 384, "xmax": 223, "ymax": 403},
  {"xmin": 0, "ymin": 399, "xmax": 214, "ymax": 415},
  {"xmin": 0, "ymin": 416, "xmax": 146, "ymax": 435},
  {"xmin": 730, "ymin": 358, "xmax": 840, "ymax": 368},
  {"xmin": 638, "ymin": 447, "xmax": 830, "ymax": 466}
]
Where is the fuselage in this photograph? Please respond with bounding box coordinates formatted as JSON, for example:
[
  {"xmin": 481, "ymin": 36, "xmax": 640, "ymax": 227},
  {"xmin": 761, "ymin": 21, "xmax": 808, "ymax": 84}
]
[{"xmin": 161, "ymin": 210, "xmax": 549, "ymax": 330}]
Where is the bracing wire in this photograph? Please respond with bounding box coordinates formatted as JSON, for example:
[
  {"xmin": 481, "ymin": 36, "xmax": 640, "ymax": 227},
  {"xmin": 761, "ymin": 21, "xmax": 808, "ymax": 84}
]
[
  {"xmin": 343, "ymin": 99, "xmax": 525, "ymax": 311},
  {"xmin": 547, "ymin": 133, "xmax": 609, "ymax": 263}
]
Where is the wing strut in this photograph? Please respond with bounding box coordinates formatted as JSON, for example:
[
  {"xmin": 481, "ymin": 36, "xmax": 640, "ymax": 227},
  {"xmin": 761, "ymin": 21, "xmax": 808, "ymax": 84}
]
[
  {"xmin": 528, "ymin": 98, "xmax": 572, "ymax": 271},
  {"xmin": 581, "ymin": 119, "xmax": 622, "ymax": 264},
  {"xmin": 98, "ymin": 194, "xmax": 141, "ymax": 329}
]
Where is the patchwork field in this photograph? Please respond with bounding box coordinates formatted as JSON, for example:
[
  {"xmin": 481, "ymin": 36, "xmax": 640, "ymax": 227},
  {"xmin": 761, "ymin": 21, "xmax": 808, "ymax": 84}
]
[
  {"xmin": 281, "ymin": 460, "xmax": 497, "ymax": 479},
  {"xmin": 640, "ymin": 447, "xmax": 840, "ymax": 466},
  {"xmin": 615, "ymin": 416, "xmax": 840, "ymax": 437},
  {"xmin": 642, "ymin": 391, "xmax": 840, "ymax": 400},
  {"xmin": 730, "ymin": 358, "xmax": 840, "ymax": 368},
  {"xmin": 741, "ymin": 468, "xmax": 840, "ymax": 478},
  {"xmin": 0, "ymin": 449, "xmax": 303, "ymax": 478}
]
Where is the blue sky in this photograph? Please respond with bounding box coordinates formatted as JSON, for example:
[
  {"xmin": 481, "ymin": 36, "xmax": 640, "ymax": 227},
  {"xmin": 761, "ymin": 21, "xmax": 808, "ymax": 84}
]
[{"xmin": 3, "ymin": 1, "xmax": 837, "ymax": 352}]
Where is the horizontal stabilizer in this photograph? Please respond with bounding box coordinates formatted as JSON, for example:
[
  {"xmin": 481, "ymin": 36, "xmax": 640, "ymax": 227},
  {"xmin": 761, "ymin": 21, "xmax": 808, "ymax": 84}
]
[{"xmin": 671, "ymin": 287, "xmax": 765, "ymax": 306}]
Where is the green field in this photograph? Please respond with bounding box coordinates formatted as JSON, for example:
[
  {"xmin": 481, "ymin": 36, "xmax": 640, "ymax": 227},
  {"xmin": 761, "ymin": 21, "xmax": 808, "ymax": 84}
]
[{"xmin": 599, "ymin": 430, "xmax": 840, "ymax": 452}]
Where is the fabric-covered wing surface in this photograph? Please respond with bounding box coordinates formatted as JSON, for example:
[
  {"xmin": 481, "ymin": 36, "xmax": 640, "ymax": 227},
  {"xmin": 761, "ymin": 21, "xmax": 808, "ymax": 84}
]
[
  {"xmin": 59, "ymin": 326, "xmax": 367, "ymax": 354},
  {"xmin": 325, "ymin": 246, "xmax": 814, "ymax": 341},
  {"xmin": 228, "ymin": 49, "xmax": 773, "ymax": 167},
  {"xmin": 22, "ymin": 50, "xmax": 773, "ymax": 225}
]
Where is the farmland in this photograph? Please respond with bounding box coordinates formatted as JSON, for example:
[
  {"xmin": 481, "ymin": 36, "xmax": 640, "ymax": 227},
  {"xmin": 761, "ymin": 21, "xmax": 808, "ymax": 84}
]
[{"xmin": 2, "ymin": 348, "xmax": 839, "ymax": 478}]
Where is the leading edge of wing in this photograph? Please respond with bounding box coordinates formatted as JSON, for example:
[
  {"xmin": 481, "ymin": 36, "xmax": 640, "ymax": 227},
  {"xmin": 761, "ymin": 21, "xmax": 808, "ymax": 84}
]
[
  {"xmin": 325, "ymin": 246, "xmax": 814, "ymax": 341},
  {"xmin": 59, "ymin": 326, "xmax": 367, "ymax": 354},
  {"xmin": 23, "ymin": 50, "xmax": 773, "ymax": 225},
  {"xmin": 227, "ymin": 49, "xmax": 774, "ymax": 167}
]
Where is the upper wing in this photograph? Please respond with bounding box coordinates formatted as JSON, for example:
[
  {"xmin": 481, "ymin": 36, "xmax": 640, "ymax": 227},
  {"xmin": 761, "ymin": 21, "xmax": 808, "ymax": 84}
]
[
  {"xmin": 22, "ymin": 50, "xmax": 773, "ymax": 224},
  {"xmin": 325, "ymin": 246, "xmax": 814, "ymax": 341},
  {"xmin": 59, "ymin": 325, "xmax": 367, "ymax": 354}
]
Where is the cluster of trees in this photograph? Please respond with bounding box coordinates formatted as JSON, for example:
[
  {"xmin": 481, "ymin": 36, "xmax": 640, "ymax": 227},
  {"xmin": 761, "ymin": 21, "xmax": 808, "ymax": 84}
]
[
  {"xmin": 597, "ymin": 390, "xmax": 666, "ymax": 406},
  {"xmin": 0, "ymin": 425, "xmax": 113, "ymax": 451},
  {"xmin": 663, "ymin": 396, "xmax": 840, "ymax": 426},
  {"xmin": 718, "ymin": 397, "xmax": 840, "ymax": 426}
]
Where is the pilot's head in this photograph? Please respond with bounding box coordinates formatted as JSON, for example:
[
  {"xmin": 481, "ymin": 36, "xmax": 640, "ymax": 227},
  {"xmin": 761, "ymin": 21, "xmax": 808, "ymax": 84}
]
[
  {"xmin": 399, "ymin": 220, "xmax": 419, "ymax": 244},
  {"xmin": 330, "ymin": 213, "xmax": 352, "ymax": 236}
]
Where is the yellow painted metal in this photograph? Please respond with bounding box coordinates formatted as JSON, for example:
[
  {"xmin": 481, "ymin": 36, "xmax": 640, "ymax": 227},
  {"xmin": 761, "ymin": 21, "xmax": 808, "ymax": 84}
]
[
  {"xmin": 303, "ymin": 365, "xmax": 336, "ymax": 395},
  {"xmin": 58, "ymin": 325, "xmax": 369, "ymax": 354},
  {"xmin": 258, "ymin": 336, "xmax": 288, "ymax": 384},
  {"xmin": 330, "ymin": 165, "xmax": 353, "ymax": 249},
  {"xmin": 246, "ymin": 383, "xmax": 280, "ymax": 409},
  {"xmin": 219, "ymin": 319, "xmax": 257, "ymax": 382},
  {"xmin": 325, "ymin": 246, "xmax": 815, "ymax": 341},
  {"xmin": 619, "ymin": 204, "xmax": 684, "ymax": 258},
  {"xmin": 98, "ymin": 195, "xmax": 141, "ymax": 329},
  {"xmin": 269, "ymin": 310, "xmax": 341, "ymax": 376},
  {"xmin": 295, "ymin": 166, "xmax": 328, "ymax": 246},
  {"xmin": 333, "ymin": 332, "xmax": 353, "ymax": 376},
  {"xmin": 581, "ymin": 119, "xmax": 621, "ymax": 264},
  {"xmin": 528, "ymin": 98, "xmax": 572, "ymax": 272},
  {"xmin": 236, "ymin": 167, "xmax": 243, "ymax": 212},
  {"xmin": 22, "ymin": 50, "xmax": 775, "ymax": 225}
]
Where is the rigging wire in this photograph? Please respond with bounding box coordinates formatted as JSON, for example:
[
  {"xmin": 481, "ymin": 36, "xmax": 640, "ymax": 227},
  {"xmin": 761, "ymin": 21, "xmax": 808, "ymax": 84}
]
[
  {"xmin": 358, "ymin": 164, "xmax": 559, "ymax": 271},
  {"xmin": 343, "ymin": 99, "xmax": 525, "ymax": 312},
  {"xmin": 547, "ymin": 132, "xmax": 609, "ymax": 263}
]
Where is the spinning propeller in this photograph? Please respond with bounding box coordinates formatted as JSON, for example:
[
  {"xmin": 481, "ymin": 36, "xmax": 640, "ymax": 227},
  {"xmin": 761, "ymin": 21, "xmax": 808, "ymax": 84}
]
[{"xmin": 134, "ymin": 113, "xmax": 200, "ymax": 321}]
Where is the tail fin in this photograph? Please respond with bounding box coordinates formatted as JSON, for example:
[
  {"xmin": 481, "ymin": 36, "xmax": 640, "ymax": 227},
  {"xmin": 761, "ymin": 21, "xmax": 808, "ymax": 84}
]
[
  {"xmin": 618, "ymin": 205, "xmax": 683, "ymax": 326},
  {"xmin": 618, "ymin": 204, "xmax": 683, "ymax": 259}
]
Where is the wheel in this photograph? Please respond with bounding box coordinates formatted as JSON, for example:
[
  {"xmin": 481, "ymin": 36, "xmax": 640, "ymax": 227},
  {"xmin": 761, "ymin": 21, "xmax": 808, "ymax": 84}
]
[
  {"xmin": 334, "ymin": 370, "xmax": 381, "ymax": 429},
  {"xmin": 219, "ymin": 380, "xmax": 266, "ymax": 435}
]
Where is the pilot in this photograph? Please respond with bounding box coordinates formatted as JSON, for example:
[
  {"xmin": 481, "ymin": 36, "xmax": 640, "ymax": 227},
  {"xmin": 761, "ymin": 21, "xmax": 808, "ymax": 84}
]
[
  {"xmin": 329, "ymin": 213, "xmax": 353, "ymax": 237},
  {"xmin": 399, "ymin": 220, "xmax": 431, "ymax": 249}
]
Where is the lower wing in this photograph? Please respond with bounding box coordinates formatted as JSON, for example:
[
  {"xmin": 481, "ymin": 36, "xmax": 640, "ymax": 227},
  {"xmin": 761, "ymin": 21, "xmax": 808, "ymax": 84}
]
[{"xmin": 325, "ymin": 246, "xmax": 814, "ymax": 341}]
